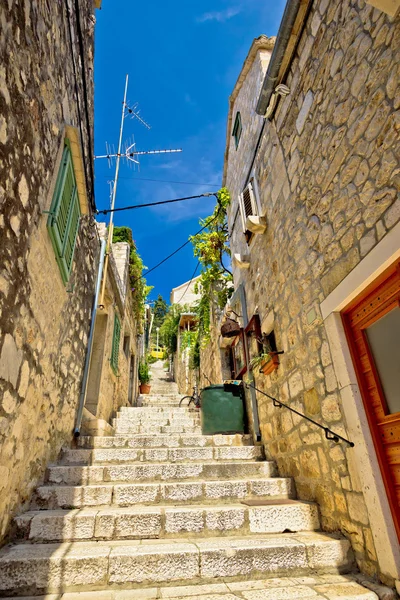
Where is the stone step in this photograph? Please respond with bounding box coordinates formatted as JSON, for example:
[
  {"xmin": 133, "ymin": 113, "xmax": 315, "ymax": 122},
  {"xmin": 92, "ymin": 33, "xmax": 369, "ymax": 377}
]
[
  {"xmin": 114, "ymin": 418, "xmax": 201, "ymax": 428},
  {"xmin": 3, "ymin": 575, "xmax": 377, "ymax": 599},
  {"xmin": 115, "ymin": 415, "xmax": 201, "ymax": 424},
  {"xmin": 46, "ymin": 460, "xmax": 276, "ymax": 485},
  {"xmin": 114, "ymin": 425, "xmax": 203, "ymax": 435},
  {"xmin": 77, "ymin": 433, "xmax": 253, "ymax": 449},
  {"xmin": 140, "ymin": 400, "xmax": 183, "ymax": 407},
  {"xmin": 61, "ymin": 446, "xmax": 264, "ymax": 465},
  {"xmin": 34, "ymin": 477, "xmax": 296, "ymax": 509},
  {"xmin": 0, "ymin": 533, "xmax": 353, "ymax": 595},
  {"xmin": 119, "ymin": 406, "xmax": 194, "ymax": 413},
  {"xmin": 15, "ymin": 501, "xmax": 320, "ymax": 542}
]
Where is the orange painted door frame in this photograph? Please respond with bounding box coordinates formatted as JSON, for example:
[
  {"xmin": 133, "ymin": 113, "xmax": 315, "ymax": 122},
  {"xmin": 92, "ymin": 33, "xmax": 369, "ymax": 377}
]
[{"xmin": 342, "ymin": 261, "xmax": 400, "ymax": 541}]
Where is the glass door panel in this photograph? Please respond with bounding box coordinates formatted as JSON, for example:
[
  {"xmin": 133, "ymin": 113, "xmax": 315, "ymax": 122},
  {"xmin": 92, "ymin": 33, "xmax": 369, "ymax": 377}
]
[{"xmin": 365, "ymin": 306, "xmax": 400, "ymax": 415}]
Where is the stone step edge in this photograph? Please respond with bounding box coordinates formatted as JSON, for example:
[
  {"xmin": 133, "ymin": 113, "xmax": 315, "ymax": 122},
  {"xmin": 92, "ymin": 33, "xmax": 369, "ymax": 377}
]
[
  {"xmin": 15, "ymin": 501, "xmax": 320, "ymax": 542},
  {"xmin": 60, "ymin": 447, "xmax": 264, "ymax": 465},
  {"xmin": 45, "ymin": 462, "xmax": 276, "ymax": 485},
  {"xmin": 0, "ymin": 533, "xmax": 354, "ymax": 594},
  {"xmin": 0, "ymin": 574, "xmax": 378, "ymax": 600},
  {"xmin": 76, "ymin": 434, "xmax": 254, "ymax": 449},
  {"xmin": 33, "ymin": 477, "xmax": 296, "ymax": 508},
  {"xmin": 48, "ymin": 459, "xmax": 274, "ymax": 468}
]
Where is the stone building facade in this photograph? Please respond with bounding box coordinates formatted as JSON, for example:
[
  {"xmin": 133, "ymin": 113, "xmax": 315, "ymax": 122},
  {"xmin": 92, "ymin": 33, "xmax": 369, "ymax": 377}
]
[
  {"xmin": 169, "ymin": 277, "xmax": 201, "ymax": 395},
  {"xmin": 0, "ymin": 0, "xmax": 102, "ymax": 544},
  {"xmin": 203, "ymin": 0, "xmax": 400, "ymax": 587},
  {"xmin": 84, "ymin": 225, "xmax": 140, "ymax": 430}
]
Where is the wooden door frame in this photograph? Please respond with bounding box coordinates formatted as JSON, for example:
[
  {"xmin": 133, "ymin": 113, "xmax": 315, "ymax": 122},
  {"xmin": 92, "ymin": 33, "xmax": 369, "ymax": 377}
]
[
  {"xmin": 342, "ymin": 261, "xmax": 400, "ymax": 542},
  {"xmin": 319, "ymin": 221, "xmax": 400, "ymax": 580}
]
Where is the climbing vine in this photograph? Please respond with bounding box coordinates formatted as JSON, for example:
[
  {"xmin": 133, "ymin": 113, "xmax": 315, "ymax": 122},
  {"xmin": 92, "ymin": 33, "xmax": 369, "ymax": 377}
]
[
  {"xmin": 112, "ymin": 226, "xmax": 152, "ymax": 326},
  {"xmin": 190, "ymin": 187, "xmax": 233, "ymax": 348}
]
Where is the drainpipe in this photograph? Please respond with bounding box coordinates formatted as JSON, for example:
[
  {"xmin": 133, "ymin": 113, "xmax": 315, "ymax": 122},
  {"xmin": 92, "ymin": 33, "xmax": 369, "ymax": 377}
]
[
  {"xmin": 230, "ymin": 283, "xmax": 261, "ymax": 441},
  {"xmin": 256, "ymin": 0, "xmax": 302, "ymax": 117},
  {"xmin": 74, "ymin": 237, "xmax": 107, "ymax": 437}
]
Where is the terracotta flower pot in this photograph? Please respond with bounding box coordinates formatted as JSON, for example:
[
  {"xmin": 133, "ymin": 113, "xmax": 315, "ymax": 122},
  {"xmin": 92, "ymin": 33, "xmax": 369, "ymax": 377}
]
[
  {"xmin": 139, "ymin": 383, "xmax": 151, "ymax": 394},
  {"xmin": 260, "ymin": 354, "xmax": 280, "ymax": 375}
]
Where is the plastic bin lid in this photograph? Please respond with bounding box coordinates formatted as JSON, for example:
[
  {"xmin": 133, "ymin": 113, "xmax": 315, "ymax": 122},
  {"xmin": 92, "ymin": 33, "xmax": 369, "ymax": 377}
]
[{"xmin": 202, "ymin": 384, "xmax": 224, "ymax": 391}]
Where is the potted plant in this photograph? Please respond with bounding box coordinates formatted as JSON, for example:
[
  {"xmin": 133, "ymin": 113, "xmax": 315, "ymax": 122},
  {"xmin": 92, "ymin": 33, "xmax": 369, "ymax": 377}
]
[
  {"xmin": 249, "ymin": 332, "xmax": 280, "ymax": 376},
  {"xmin": 249, "ymin": 351, "xmax": 280, "ymax": 375},
  {"xmin": 138, "ymin": 361, "xmax": 151, "ymax": 394}
]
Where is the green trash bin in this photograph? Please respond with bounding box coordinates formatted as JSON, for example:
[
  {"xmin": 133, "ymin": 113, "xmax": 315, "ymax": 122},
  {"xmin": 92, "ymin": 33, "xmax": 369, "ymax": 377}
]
[{"xmin": 201, "ymin": 384, "xmax": 245, "ymax": 435}]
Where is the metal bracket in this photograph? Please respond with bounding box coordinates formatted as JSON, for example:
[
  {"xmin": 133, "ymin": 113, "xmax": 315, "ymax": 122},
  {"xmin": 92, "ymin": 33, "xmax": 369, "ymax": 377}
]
[{"xmin": 324, "ymin": 428, "xmax": 339, "ymax": 443}]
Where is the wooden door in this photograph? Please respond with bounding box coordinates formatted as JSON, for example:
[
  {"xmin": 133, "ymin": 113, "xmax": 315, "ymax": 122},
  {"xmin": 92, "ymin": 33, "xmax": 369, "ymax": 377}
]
[{"xmin": 342, "ymin": 261, "xmax": 400, "ymax": 540}]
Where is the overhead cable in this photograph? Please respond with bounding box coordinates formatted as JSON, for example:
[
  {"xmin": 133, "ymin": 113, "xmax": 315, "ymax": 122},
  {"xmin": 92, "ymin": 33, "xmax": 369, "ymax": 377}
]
[
  {"xmin": 175, "ymin": 261, "xmax": 201, "ymax": 305},
  {"xmin": 132, "ymin": 208, "xmax": 221, "ymax": 284},
  {"xmin": 98, "ymin": 175, "xmax": 221, "ymax": 187},
  {"xmin": 96, "ymin": 192, "xmax": 218, "ymax": 215}
]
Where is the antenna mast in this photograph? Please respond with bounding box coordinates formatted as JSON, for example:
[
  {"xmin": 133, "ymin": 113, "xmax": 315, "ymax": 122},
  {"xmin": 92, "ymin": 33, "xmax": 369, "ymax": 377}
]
[
  {"xmin": 99, "ymin": 74, "xmax": 129, "ymax": 307},
  {"xmin": 97, "ymin": 75, "xmax": 182, "ymax": 307}
]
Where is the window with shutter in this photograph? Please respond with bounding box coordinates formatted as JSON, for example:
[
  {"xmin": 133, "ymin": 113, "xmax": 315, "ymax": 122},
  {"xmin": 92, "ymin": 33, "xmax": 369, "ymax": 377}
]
[
  {"xmin": 232, "ymin": 112, "xmax": 242, "ymax": 149},
  {"xmin": 238, "ymin": 179, "xmax": 258, "ymax": 243},
  {"xmin": 47, "ymin": 144, "xmax": 81, "ymax": 284},
  {"xmin": 111, "ymin": 314, "xmax": 121, "ymax": 374}
]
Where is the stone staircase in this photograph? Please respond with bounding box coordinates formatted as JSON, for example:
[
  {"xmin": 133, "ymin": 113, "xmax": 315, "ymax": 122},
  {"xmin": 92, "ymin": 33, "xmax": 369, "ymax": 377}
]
[{"xmin": 0, "ymin": 365, "xmax": 377, "ymax": 599}]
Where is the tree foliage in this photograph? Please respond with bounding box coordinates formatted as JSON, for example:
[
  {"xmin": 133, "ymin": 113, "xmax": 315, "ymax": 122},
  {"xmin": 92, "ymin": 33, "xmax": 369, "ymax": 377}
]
[
  {"xmin": 159, "ymin": 303, "xmax": 191, "ymax": 356},
  {"xmin": 151, "ymin": 294, "xmax": 168, "ymax": 345},
  {"xmin": 190, "ymin": 187, "xmax": 233, "ymax": 347},
  {"xmin": 112, "ymin": 226, "xmax": 152, "ymax": 326}
]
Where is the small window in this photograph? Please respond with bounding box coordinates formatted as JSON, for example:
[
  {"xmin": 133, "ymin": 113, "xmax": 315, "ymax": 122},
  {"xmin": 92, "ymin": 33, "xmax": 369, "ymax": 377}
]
[
  {"xmin": 238, "ymin": 179, "xmax": 258, "ymax": 243},
  {"xmin": 232, "ymin": 111, "xmax": 242, "ymax": 149},
  {"xmin": 123, "ymin": 334, "xmax": 130, "ymax": 358},
  {"xmin": 47, "ymin": 144, "xmax": 81, "ymax": 284},
  {"xmin": 111, "ymin": 314, "xmax": 121, "ymax": 374}
]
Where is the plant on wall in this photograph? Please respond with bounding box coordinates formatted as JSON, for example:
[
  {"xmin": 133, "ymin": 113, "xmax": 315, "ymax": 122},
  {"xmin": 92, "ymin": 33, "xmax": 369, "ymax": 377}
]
[
  {"xmin": 190, "ymin": 187, "xmax": 233, "ymax": 348},
  {"xmin": 112, "ymin": 227, "xmax": 152, "ymax": 326},
  {"xmin": 160, "ymin": 303, "xmax": 191, "ymax": 357}
]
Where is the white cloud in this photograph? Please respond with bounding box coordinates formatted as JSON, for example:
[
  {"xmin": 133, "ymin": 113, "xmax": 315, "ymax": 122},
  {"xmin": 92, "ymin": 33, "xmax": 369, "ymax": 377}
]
[{"xmin": 197, "ymin": 7, "xmax": 241, "ymax": 23}]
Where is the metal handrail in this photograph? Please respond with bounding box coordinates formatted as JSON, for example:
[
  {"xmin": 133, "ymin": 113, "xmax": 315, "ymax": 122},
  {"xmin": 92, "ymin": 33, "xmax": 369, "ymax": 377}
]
[{"xmin": 244, "ymin": 381, "xmax": 354, "ymax": 447}]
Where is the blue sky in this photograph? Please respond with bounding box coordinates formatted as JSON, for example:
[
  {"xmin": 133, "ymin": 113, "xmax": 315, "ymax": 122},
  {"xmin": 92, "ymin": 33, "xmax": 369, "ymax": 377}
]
[{"xmin": 94, "ymin": 0, "xmax": 286, "ymax": 304}]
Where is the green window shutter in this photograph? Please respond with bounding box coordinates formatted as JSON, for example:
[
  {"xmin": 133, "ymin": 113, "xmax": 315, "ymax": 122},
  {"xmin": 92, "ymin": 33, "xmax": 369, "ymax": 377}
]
[
  {"xmin": 47, "ymin": 145, "xmax": 81, "ymax": 284},
  {"xmin": 111, "ymin": 314, "xmax": 121, "ymax": 373}
]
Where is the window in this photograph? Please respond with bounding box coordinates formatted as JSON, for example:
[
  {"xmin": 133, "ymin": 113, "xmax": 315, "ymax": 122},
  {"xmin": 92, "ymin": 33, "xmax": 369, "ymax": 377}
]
[
  {"xmin": 111, "ymin": 314, "xmax": 121, "ymax": 374},
  {"xmin": 232, "ymin": 330, "xmax": 247, "ymax": 380},
  {"xmin": 232, "ymin": 111, "xmax": 242, "ymax": 149},
  {"xmin": 47, "ymin": 144, "xmax": 81, "ymax": 284},
  {"xmin": 123, "ymin": 334, "xmax": 130, "ymax": 359},
  {"xmin": 239, "ymin": 179, "xmax": 259, "ymax": 243}
]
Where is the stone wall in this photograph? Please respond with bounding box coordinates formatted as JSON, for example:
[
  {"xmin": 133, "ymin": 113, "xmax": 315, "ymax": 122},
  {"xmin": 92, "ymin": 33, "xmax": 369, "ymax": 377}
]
[
  {"xmin": 86, "ymin": 225, "xmax": 139, "ymax": 424},
  {"xmin": 0, "ymin": 0, "xmax": 98, "ymax": 543},
  {"xmin": 205, "ymin": 0, "xmax": 400, "ymax": 584}
]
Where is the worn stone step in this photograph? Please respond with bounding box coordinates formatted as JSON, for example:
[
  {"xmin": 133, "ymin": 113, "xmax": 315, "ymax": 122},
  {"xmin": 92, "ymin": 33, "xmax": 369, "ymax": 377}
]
[
  {"xmin": 77, "ymin": 433, "xmax": 253, "ymax": 449},
  {"xmin": 46, "ymin": 460, "xmax": 276, "ymax": 485},
  {"xmin": 117, "ymin": 413, "xmax": 199, "ymax": 422},
  {"xmin": 10, "ymin": 574, "xmax": 378, "ymax": 599},
  {"xmin": 34, "ymin": 477, "xmax": 296, "ymax": 509},
  {"xmin": 114, "ymin": 425, "xmax": 203, "ymax": 435},
  {"xmin": 113, "ymin": 419, "xmax": 201, "ymax": 429},
  {"xmin": 0, "ymin": 533, "xmax": 353, "ymax": 595},
  {"xmin": 119, "ymin": 406, "xmax": 194, "ymax": 413},
  {"xmin": 15, "ymin": 501, "xmax": 320, "ymax": 542},
  {"xmin": 61, "ymin": 446, "xmax": 264, "ymax": 465}
]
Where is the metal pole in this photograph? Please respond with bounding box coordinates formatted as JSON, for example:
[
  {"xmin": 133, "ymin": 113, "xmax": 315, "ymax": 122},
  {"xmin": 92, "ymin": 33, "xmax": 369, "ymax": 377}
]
[
  {"xmin": 99, "ymin": 74, "xmax": 129, "ymax": 307},
  {"xmin": 74, "ymin": 238, "xmax": 107, "ymax": 437},
  {"xmin": 156, "ymin": 328, "xmax": 159, "ymax": 353}
]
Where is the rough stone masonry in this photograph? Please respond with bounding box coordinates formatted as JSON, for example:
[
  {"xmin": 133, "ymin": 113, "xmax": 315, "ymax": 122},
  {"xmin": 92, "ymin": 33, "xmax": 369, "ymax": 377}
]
[{"xmin": 0, "ymin": 0, "xmax": 99, "ymax": 543}]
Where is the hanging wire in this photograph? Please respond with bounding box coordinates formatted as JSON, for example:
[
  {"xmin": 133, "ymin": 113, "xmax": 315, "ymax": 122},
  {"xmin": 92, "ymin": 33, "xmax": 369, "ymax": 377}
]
[
  {"xmin": 96, "ymin": 192, "xmax": 218, "ymax": 215},
  {"xmin": 132, "ymin": 204, "xmax": 221, "ymax": 284},
  {"xmin": 99, "ymin": 175, "xmax": 220, "ymax": 187},
  {"xmin": 175, "ymin": 261, "xmax": 201, "ymax": 305}
]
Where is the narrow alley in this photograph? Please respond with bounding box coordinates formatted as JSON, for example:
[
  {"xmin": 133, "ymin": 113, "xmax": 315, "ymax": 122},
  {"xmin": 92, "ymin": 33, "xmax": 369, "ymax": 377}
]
[{"xmin": 0, "ymin": 362, "xmax": 379, "ymax": 598}]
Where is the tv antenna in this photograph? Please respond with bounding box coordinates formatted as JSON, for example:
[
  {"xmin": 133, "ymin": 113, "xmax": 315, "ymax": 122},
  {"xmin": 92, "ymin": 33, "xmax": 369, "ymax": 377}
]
[{"xmin": 97, "ymin": 74, "xmax": 182, "ymax": 307}]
